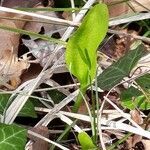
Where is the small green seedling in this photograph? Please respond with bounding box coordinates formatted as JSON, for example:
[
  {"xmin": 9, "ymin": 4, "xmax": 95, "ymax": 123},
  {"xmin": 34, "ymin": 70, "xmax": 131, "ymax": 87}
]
[{"xmin": 65, "ymin": 3, "xmax": 109, "ymax": 112}]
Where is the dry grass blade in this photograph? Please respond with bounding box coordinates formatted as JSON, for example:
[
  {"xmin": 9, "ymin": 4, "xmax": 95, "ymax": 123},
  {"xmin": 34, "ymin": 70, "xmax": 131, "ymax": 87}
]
[
  {"xmin": 36, "ymin": 89, "xmax": 79, "ymax": 126},
  {"xmin": 0, "ymin": 6, "xmax": 78, "ymax": 26},
  {"xmin": 109, "ymin": 12, "xmax": 150, "ymax": 26}
]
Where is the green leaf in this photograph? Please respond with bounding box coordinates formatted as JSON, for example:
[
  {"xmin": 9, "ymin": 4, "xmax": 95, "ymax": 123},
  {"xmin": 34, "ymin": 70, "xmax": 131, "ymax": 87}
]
[
  {"xmin": 0, "ymin": 94, "xmax": 37, "ymax": 118},
  {"xmin": 120, "ymin": 87, "xmax": 150, "ymax": 110},
  {"xmin": 0, "ymin": 94, "xmax": 10, "ymax": 114},
  {"xmin": 78, "ymin": 132, "xmax": 97, "ymax": 150},
  {"xmin": 0, "ymin": 123, "xmax": 27, "ymax": 150},
  {"xmin": 136, "ymin": 74, "xmax": 150, "ymax": 91},
  {"xmin": 97, "ymin": 45, "xmax": 146, "ymax": 90},
  {"xmin": 19, "ymin": 100, "xmax": 37, "ymax": 118},
  {"xmin": 66, "ymin": 3, "xmax": 109, "ymax": 88},
  {"xmin": 48, "ymin": 90, "xmax": 66, "ymax": 104},
  {"xmin": 121, "ymin": 74, "xmax": 150, "ymax": 110}
]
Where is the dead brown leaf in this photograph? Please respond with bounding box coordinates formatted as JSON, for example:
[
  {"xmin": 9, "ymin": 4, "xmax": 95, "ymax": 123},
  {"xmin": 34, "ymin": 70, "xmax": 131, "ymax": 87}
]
[
  {"xmin": 130, "ymin": 109, "xmax": 143, "ymax": 125},
  {"xmin": 24, "ymin": 3, "xmax": 58, "ymax": 34},
  {"xmin": 0, "ymin": 12, "xmax": 30, "ymax": 89},
  {"xmin": 142, "ymin": 139, "xmax": 150, "ymax": 150},
  {"xmin": 103, "ymin": 0, "xmax": 150, "ymax": 18},
  {"xmin": 129, "ymin": 0, "xmax": 150, "ymax": 12},
  {"xmin": 23, "ymin": 4, "xmax": 65, "ymax": 67},
  {"xmin": 104, "ymin": 0, "xmax": 128, "ymax": 18}
]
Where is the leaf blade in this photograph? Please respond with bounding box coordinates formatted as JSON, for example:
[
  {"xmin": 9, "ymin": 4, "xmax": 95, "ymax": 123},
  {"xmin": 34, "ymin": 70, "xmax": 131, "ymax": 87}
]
[
  {"xmin": 0, "ymin": 123, "xmax": 27, "ymax": 150},
  {"xmin": 97, "ymin": 45, "xmax": 146, "ymax": 90},
  {"xmin": 66, "ymin": 3, "xmax": 109, "ymax": 87},
  {"xmin": 120, "ymin": 87, "xmax": 150, "ymax": 110},
  {"xmin": 0, "ymin": 94, "xmax": 37, "ymax": 118},
  {"xmin": 78, "ymin": 132, "xmax": 97, "ymax": 150}
]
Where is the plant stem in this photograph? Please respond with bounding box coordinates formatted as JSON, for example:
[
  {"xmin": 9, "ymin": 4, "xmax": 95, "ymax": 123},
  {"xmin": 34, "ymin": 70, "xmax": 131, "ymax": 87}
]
[
  {"xmin": 107, "ymin": 133, "xmax": 132, "ymax": 150},
  {"xmin": 72, "ymin": 88, "xmax": 86, "ymax": 113},
  {"xmin": 0, "ymin": 25, "xmax": 67, "ymax": 45}
]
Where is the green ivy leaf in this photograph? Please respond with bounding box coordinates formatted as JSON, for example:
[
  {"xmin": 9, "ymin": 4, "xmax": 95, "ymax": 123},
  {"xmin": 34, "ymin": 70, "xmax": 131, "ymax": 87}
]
[
  {"xmin": 97, "ymin": 45, "xmax": 146, "ymax": 90},
  {"xmin": 78, "ymin": 132, "xmax": 97, "ymax": 150},
  {"xmin": 136, "ymin": 74, "xmax": 150, "ymax": 91},
  {"xmin": 0, "ymin": 94, "xmax": 37, "ymax": 118},
  {"xmin": 121, "ymin": 74, "xmax": 150, "ymax": 110},
  {"xmin": 0, "ymin": 94, "xmax": 10, "ymax": 114},
  {"xmin": 0, "ymin": 123, "xmax": 27, "ymax": 150},
  {"xmin": 19, "ymin": 100, "xmax": 37, "ymax": 118},
  {"xmin": 66, "ymin": 3, "xmax": 109, "ymax": 88},
  {"xmin": 48, "ymin": 90, "xmax": 66, "ymax": 104},
  {"xmin": 120, "ymin": 87, "xmax": 150, "ymax": 110}
]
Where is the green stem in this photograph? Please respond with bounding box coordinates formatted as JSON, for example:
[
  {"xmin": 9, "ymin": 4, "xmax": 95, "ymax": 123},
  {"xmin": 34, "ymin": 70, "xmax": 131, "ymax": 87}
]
[
  {"xmin": 72, "ymin": 88, "xmax": 86, "ymax": 113},
  {"xmin": 0, "ymin": 25, "xmax": 67, "ymax": 45},
  {"xmin": 107, "ymin": 133, "xmax": 132, "ymax": 150},
  {"xmin": 91, "ymin": 84, "xmax": 97, "ymax": 144},
  {"xmin": 49, "ymin": 120, "xmax": 78, "ymax": 150},
  {"xmin": 17, "ymin": 7, "xmax": 84, "ymax": 12}
]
